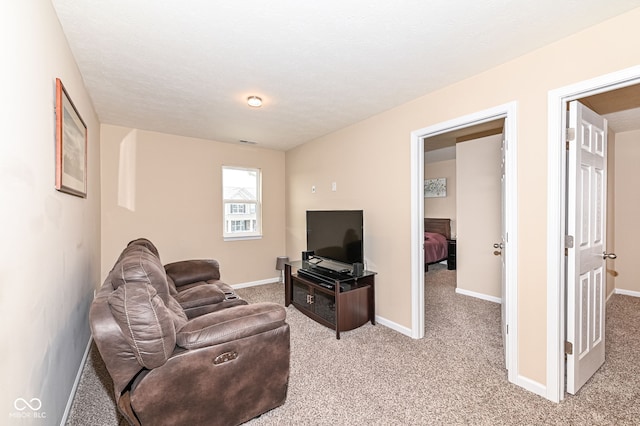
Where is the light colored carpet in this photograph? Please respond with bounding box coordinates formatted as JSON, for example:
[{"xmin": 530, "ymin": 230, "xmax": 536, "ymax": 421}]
[{"xmin": 66, "ymin": 264, "xmax": 640, "ymax": 425}]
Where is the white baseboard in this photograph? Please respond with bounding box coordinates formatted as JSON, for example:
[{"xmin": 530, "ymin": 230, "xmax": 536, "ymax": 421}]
[
  {"xmin": 232, "ymin": 277, "xmax": 281, "ymax": 289},
  {"xmin": 515, "ymin": 374, "xmax": 547, "ymax": 400},
  {"xmin": 614, "ymin": 288, "xmax": 640, "ymax": 298},
  {"xmin": 606, "ymin": 290, "xmax": 615, "ymax": 302},
  {"xmin": 455, "ymin": 288, "xmax": 502, "ymax": 304},
  {"xmin": 375, "ymin": 315, "xmax": 413, "ymax": 338},
  {"xmin": 60, "ymin": 336, "xmax": 93, "ymax": 426}
]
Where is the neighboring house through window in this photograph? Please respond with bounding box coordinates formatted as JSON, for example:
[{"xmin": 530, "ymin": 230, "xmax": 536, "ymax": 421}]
[{"xmin": 222, "ymin": 166, "xmax": 261, "ymax": 239}]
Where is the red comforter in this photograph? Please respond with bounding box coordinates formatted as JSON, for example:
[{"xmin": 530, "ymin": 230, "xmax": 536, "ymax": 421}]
[{"xmin": 424, "ymin": 232, "xmax": 448, "ymax": 264}]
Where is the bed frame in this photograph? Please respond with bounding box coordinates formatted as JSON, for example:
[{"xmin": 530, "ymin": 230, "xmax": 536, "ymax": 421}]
[
  {"xmin": 424, "ymin": 218, "xmax": 451, "ymax": 240},
  {"xmin": 423, "ymin": 218, "xmax": 451, "ymax": 272}
]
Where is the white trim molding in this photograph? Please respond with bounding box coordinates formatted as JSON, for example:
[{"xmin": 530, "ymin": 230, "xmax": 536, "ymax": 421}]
[
  {"xmin": 375, "ymin": 315, "xmax": 413, "ymax": 337},
  {"xmin": 546, "ymin": 64, "xmax": 640, "ymax": 403},
  {"xmin": 410, "ymin": 101, "xmax": 519, "ymax": 387},
  {"xmin": 410, "ymin": 124, "xmax": 426, "ymax": 339},
  {"xmin": 232, "ymin": 277, "xmax": 281, "ymax": 289},
  {"xmin": 455, "ymin": 288, "xmax": 502, "ymax": 304},
  {"xmin": 516, "ymin": 375, "xmax": 547, "ymax": 399},
  {"xmin": 61, "ymin": 337, "xmax": 93, "ymax": 425},
  {"xmin": 615, "ymin": 288, "xmax": 640, "ymax": 298}
]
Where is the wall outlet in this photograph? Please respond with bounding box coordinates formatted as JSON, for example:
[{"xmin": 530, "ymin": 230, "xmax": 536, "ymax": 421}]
[
  {"xmin": 332, "ymin": 182, "xmax": 337, "ymax": 191},
  {"xmin": 311, "ymin": 185, "xmax": 316, "ymax": 193}
]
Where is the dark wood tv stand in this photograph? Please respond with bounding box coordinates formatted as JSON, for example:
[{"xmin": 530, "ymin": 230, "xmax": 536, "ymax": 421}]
[{"xmin": 284, "ymin": 261, "xmax": 376, "ymax": 339}]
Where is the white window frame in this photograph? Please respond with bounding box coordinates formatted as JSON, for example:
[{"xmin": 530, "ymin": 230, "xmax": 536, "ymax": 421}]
[{"xmin": 222, "ymin": 166, "xmax": 262, "ymax": 240}]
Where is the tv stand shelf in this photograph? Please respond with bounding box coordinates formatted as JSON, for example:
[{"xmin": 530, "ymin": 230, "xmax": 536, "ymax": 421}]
[{"xmin": 284, "ymin": 261, "xmax": 376, "ymax": 339}]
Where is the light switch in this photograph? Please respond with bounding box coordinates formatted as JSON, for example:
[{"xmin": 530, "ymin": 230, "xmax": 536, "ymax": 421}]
[{"xmin": 332, "ymin": 182, "xmax": 337, "ymax": 191}]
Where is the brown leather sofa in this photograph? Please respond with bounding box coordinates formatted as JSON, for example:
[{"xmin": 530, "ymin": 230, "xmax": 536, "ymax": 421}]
[{"xmin": 90, "ymin": 239, "xmax": 290, "ymax": 425}]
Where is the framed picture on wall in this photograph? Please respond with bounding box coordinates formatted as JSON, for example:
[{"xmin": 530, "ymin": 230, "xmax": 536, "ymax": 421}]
[
  {"xmin": 424, "ymin": 178, "xmax": 446, "ymax": 198},
  {"xmin": 55, "ymin": 78, "xmax": 87, "ymax": 198}
]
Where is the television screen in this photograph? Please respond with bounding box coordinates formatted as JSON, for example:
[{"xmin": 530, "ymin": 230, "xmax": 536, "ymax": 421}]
[{"xmin": 306, "ymin": 210, "xmax": 363, "ymax": 266}]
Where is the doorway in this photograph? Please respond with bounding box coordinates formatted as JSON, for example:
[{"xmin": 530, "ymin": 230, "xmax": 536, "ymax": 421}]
[
  {"xmin": 547, "ymin": 64, "xmax": 640, "ymax": 402},
  {"xmin": 410, "ymin": 102, "xmax": 518, "ymax": 385},
  {"xmin": 424, "ymin": 121, "xmax": 504, "ymax": 301}
]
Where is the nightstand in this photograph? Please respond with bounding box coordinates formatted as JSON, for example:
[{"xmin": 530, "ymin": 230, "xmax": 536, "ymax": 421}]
[{"xmin": 447, "ymin": 239, "xmax": 457, "ymax": 270}]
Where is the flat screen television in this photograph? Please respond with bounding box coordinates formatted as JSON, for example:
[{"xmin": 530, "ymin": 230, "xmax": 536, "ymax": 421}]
[{"xmin": 306, "ymin": 210, "xmax": 363, "ymax": 266}]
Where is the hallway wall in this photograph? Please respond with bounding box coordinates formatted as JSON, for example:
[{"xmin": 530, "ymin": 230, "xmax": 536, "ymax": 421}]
[{"xmin": 613, "ymin": 129, "xmax": 640, "ymax": 294}]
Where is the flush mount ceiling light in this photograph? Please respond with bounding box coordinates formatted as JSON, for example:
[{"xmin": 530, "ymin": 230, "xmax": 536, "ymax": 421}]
[{"xmin": 247, "ymin": 96, "xmax": 262, "ymax": 108}]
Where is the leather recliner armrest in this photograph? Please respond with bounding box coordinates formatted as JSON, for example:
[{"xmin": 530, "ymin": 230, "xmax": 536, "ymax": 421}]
[
  {"xmin": 164, "ymin": 259, "xmax": 221, "ymax": 286},
  {"xmin": 176, "ymin": 302, "xmax": 286, "ymax": 350}
]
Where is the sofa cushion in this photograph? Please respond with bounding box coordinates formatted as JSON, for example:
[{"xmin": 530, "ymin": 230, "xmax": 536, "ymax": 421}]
[
  {"xmin": 165, "ymin": 259, "xmax": 221, "ymax": 286},
  {"xmin": 166, "ymin": 275, "xmax": 179, "ymax": 296},
  {"xmin": 176, "ymin": 303, "xmax": 286, "ymax": 350},
  {"xmin": 165, "ymin": 297, "xmax": 188, "ymax": 331},
  {"xmin": 127, "ymin": 237, "xmax": 161, "ymax": 259},
  {"xmin": 110, "ymin": 245, "xmax": 171, "ymax": 304},
  {"xmin": 173, "ymin": 285, "xmax": 226, "ymax": 309},
  {"xmin": 108, "ymin": 283, "xmax": 176, "ymax": 369}
]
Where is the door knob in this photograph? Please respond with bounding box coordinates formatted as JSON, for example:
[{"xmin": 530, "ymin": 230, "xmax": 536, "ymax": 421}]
[
  {"xmin": 493, "ymin": 250, "xmax": 502, "ymax": 256},
  {"xmin": 602, "ymin": 252, "xmax": 617, "ymax": 260}
]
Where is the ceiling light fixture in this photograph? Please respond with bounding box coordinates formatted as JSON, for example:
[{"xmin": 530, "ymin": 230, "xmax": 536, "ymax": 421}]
[{"xmin": 247, "ymin": 96, "xmax": 262, "ymax": 108}]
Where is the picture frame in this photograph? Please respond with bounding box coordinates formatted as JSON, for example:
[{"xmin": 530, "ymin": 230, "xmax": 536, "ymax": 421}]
[
  {"xmin": 424, "ymin": 177, "xmax": 446, "ymax": 198},
  {"xmin": 55, "ymin": 78, "xmax": 87, "ymax": 198}
]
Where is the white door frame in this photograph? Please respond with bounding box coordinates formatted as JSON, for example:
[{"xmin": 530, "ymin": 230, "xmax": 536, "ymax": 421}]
[
  {"xmin": 546, "ymin": 64, "xmax": 640, "ymax": 403},
  {"xmin": 410, "ymin": 101, "xmax": 518, "ymax": 384}
]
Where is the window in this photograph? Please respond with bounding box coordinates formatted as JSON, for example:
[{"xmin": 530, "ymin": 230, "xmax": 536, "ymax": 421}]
[
  {"xmin": 229, "ymin": 203, "xmax": 257, "ymax": 215},
  {"xmin": 222, "ymin": 166, "xmax": 261, "ymax": 239}
]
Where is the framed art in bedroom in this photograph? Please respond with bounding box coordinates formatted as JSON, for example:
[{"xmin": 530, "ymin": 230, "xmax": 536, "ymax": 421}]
[
  {"xmin": 55, "ymin": 78, "xmax": 87, "ymax": 198},
  {"xmin": 424, "ymin": 177, "xmax": 446, "ymax": 198}
]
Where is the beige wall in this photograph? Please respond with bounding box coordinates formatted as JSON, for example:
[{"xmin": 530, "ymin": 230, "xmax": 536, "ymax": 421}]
[
  {"xmin": 286, "ymin": 122, "xmax": 413, "ymax": 326},
  {"xmin": 100, "ymin": 125, "xmax": 286, "ymax": 285},
  {"xmin": 613, "ymin": 129, "xmax": 640, "ymax": 294},
  {"xmin": 456, "ymin": 135, "xmax": 502, "ymax": 298},
  {"xmin": 285, "ymin": 7, "xmax": 640, "ymax": 387},
  {"xmin": 1, "ymin": 1, "xmax": 101, "ymax": 423},
  {"xmin": 424, "ymin": 158, "xmax": 457, "ymax": 235},
  {"xmin": 606, "ymin": 130, "xmax": 616, "ymax": 297}
]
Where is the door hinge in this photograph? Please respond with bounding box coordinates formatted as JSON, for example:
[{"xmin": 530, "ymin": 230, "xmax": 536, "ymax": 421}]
[
  {"xmin": 565, "ymin": 235, "xmax": 574, "ymax": 256},
  {"xmin": 566, "ymin": 127, "xmax": 575, "ymax": 150},
  {"xmin": 566, "ymin": 127, "xmax": 576, "ymax": 142},
  {"xmin": 565, "ymin": 235, "xmax": 574, "ymax": 248},
  {"xmin": 565, "ymin": 341, "xmax": 573, "ymax": 355}
]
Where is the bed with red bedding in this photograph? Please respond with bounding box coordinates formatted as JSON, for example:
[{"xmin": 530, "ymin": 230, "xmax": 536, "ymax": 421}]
[{"xmin": 424, "ymin": 218, "xmax": 451, "ymax": 271}]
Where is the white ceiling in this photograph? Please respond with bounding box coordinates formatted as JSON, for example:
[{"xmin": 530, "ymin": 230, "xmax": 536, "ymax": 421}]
[{"xmin": 51, "ymin": 0, "xmax": 640, "ymax": 151}]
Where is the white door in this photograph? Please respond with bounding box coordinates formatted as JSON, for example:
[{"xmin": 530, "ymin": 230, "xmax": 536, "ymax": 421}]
[
  {"xmin": 566, "ymin": 100, "xmax": 609, "ymax": 394},
  {"xmin": 499, "ymin": 130, "xmax": 508, "ymax": 369},
  {"xmin": 456, "ymin": 134, "xmax": 503, "ymax": 298}
]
